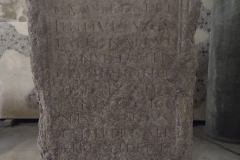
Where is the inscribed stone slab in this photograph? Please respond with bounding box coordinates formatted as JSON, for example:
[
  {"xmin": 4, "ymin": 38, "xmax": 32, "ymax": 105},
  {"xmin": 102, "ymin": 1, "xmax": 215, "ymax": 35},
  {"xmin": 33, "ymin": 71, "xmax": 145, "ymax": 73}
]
[{"xmin": 26, "ymin": 0, "xmax": 200, "ymax": 159}]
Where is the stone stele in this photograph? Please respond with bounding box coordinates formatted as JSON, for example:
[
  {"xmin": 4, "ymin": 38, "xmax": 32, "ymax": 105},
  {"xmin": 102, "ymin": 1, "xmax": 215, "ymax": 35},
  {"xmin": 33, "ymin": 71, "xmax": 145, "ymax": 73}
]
[{"xmin": 26, "ymin": 0, "xmax": 200, "ymax": 159}]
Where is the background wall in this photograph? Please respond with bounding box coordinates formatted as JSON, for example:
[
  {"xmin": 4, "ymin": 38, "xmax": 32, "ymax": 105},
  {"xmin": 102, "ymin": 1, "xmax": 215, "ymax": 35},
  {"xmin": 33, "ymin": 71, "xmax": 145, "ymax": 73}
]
[
  {"xmin": 0, "ymin": 0, "xmax": 38, "ymax": 118},
  {"xmin": 0, "ymin": 0, "xmax": 212, "ymax": 119},
  {"xmin": 193, "ymin": 0, "xmax": 213, "ymax": 120}
]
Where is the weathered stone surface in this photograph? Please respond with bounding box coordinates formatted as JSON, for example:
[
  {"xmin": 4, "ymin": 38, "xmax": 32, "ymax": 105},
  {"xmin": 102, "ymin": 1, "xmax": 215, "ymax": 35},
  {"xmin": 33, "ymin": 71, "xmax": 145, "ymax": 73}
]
[{"xmin": 26, "ymin": 0, "xmax": 200, "ymax": 159}]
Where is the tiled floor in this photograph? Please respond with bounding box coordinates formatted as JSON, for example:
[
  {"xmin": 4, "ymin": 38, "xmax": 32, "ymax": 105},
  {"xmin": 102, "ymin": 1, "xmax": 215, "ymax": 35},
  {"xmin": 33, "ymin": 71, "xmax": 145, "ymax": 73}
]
[{"xmin": 0, "ymin": 123, "xmax": 239, "ymax": 160}]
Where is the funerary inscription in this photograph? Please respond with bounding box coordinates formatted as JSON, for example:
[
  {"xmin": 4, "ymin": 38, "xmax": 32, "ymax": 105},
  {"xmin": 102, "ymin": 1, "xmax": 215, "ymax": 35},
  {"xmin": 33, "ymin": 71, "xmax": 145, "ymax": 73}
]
[{"xmin": 27, "ymin": 0, "xmax": 200, "ymax": 159}]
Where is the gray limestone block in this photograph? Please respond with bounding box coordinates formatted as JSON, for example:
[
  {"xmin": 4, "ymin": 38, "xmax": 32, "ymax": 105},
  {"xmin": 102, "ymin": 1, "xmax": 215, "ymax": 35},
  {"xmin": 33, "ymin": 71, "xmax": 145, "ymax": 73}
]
[{"xmin": 26, "ymin": 0, "xmax": 201, "ymax": 159}]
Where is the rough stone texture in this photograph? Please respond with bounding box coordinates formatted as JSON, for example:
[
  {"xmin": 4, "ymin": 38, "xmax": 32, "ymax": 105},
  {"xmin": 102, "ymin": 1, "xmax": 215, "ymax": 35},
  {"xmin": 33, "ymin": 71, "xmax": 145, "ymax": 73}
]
[{"xmin": 26, "ymin": 0, "xmax": 200, "ymax": 159}]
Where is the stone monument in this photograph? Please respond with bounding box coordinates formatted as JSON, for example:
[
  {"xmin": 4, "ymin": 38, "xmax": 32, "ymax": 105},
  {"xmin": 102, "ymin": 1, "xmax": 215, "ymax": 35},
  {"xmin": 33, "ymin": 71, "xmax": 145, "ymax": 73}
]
[{"xmin": 26, "ymin": 0, "xmax": 200, "ymax": 159}]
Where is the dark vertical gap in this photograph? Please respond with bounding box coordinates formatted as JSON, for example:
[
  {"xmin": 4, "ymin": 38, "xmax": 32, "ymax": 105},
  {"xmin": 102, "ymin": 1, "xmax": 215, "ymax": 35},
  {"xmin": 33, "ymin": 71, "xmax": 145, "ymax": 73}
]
[{"xmin": 193, "ymin": 120, "xmax": 205, "ymax": 127}]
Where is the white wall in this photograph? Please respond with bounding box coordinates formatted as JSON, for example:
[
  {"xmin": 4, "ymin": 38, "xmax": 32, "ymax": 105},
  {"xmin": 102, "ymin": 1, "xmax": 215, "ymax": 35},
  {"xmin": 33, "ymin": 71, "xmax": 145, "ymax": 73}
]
[
  {"xmin": 193, "ymin": 0, "xmax": 213, "ymax": 120},
  {"xmin": 0, "ymin": 0, "xmax": 39, "ymax": 118}
]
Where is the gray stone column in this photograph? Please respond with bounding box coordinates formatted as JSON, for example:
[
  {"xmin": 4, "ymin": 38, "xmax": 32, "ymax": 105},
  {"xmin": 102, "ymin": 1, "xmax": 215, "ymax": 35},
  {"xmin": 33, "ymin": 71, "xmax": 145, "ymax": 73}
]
[{"xmin": 205, "ymin": 0, "xmax": 240, "ymax": 142}]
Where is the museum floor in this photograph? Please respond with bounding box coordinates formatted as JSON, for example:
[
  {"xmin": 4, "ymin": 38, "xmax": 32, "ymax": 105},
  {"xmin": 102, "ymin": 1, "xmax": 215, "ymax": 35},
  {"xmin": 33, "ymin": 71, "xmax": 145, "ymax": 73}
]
[{"xmin": 0, "ymin": 122, "xmax": 239, "ymax": 160}]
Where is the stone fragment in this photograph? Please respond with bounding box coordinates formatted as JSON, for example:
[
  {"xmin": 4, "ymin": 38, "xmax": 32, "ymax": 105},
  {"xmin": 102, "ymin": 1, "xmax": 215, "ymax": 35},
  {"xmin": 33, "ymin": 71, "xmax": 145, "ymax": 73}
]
[{"xmin": 26, "ymin": 0, "xmax": 200, "ymax": 159}]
